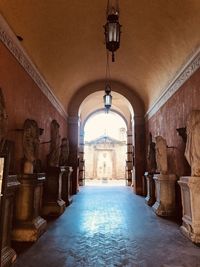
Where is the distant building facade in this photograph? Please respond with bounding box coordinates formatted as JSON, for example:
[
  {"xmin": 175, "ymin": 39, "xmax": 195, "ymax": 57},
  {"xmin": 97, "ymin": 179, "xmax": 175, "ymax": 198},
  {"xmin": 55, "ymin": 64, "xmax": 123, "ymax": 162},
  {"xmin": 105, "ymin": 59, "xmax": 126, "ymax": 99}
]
[{"xmin": 84, "ymin": 135, "xmax": 127, "ymax": 180}]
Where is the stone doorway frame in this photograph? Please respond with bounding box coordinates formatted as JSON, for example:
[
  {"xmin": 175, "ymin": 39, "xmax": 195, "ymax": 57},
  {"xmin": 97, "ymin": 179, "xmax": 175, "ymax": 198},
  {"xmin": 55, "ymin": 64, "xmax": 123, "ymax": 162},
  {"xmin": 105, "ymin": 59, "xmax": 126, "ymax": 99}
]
[
  {"xmin": 81, "ymin": 109, "xmax": 128, "ymax": 186},
  {"xmin": 67, "ymin": 80, "xmax": 145, "ymax": 195}
]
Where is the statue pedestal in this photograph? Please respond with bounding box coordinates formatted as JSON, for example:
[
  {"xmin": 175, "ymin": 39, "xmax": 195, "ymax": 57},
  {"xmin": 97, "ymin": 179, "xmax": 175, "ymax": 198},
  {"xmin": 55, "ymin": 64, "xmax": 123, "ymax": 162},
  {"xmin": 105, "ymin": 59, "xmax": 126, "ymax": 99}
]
[
  {"xmin": 42, "ymin": 167, "xmax": 66, "ymax": 217},
  {"xmin": 178, "ymin": 176, "xmax": 200, "ymax": 244},
  {"xmin": 1, "ymin": 175, "xmax": 20, "ymax": 267},
  {"xmin": 61, "ymin": 166, "xmax": 73, "ymax": 206},
  {"xmin": 131, "ymin": 168, "xmax": 136, "ymax": 191},
  {"xmin": 144, "ymin": 172, "xmax": 156, "ymax": 206},
  {"xmin": 12, "ymin": 173, "xmax": 47, "ymax": 242},
  {"xmin": 152, "ymin": 173, "xmax": 177, "ymax": 216}
]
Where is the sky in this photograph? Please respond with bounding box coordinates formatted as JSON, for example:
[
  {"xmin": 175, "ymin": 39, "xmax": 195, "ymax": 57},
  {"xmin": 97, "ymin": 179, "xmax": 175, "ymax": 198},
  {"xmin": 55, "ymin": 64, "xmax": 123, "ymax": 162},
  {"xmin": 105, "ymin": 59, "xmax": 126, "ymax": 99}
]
[{"xmin": 84, "ymin": 112, "xmax": 127, "ymax": 141}]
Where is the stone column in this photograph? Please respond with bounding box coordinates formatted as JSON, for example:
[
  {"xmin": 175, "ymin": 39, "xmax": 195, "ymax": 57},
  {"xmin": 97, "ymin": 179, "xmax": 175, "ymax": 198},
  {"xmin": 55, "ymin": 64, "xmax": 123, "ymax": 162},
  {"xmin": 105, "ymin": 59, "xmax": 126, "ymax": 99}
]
[
  {"xmin": 152, "ymin": 173, "xmax": 177, "ymax": 216},
  {"xmin": 126, "ymin": 129, "xmax": 133, "ymax": 186},
  {"xmin": 79, "ymin": 129, "xmax": 85, "ymax": 186},
  {"xmin": 93, "ymin": 149, "xmax": 98, "ymax": 178},
  {"xmin": 112, "ymin": 150, "xmax": 116, "ymax": 179},
  {"xmin": 68, "ymin": 116, "xmax": 79, "ymax": 194},
  {"xmin": 144, "ymin": 172, "xmax": 156, "ymax": 206},
  {"xmin": 178, "ymin": 176, "xmax": 200, "ymax": 244},
  {"xmin": 131, "ymin": 169, "xmax": 135, "ymax": 188},
  {"xmin": 12, "ymin": 173, "xmax": 47, "ymax": 242},
  {"xmin": 134, "ymin": 116, "xmax": 145, "ymax": 195}
]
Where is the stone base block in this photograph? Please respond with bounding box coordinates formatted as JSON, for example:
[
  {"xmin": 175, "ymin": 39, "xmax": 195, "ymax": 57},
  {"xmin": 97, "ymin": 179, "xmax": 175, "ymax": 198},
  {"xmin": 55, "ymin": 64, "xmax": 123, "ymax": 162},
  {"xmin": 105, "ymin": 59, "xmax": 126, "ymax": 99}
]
[
  {"xmin": 42, "ymin": 199, "xmax": 66, "ymax": 217},
  {"xmin": 64, "ymin": 196, "xmax": 73, "ymax": 207},
  {"xmin": 152, "ymin": 174, "xmax": 177, "ymax": 217},
  {"xmin": 12, "ymin": 216, "xmax": 47, "ymax": 242},
  {"xmin": 178, "ymin": 176, "xmax": 200, "ymax": 244},
  {"xmin": 145, "ymin": 195, "xmax": 155, "ymax": 206},
  {"xmin": 145, "ymin": 172, "xmax": 156, "ymax": 206},
  {"xmin": 180, "ymin": 224, "xmax": 200, "ymax": 244},
  {"xmin": 1, "ymin": 247, "xmax": 17, "ymax": 267},
  {"xmin": 61, "ymin": 166, "xmax": 73, "ymax": 206}
]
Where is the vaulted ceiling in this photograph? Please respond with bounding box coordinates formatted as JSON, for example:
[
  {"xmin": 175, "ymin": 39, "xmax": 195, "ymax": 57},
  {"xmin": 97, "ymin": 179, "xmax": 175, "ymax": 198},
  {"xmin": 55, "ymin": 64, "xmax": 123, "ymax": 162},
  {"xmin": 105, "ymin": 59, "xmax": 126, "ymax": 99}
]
[{"xmin": 0, "ymin": 0, "xmax": 200, "ymax": 113}]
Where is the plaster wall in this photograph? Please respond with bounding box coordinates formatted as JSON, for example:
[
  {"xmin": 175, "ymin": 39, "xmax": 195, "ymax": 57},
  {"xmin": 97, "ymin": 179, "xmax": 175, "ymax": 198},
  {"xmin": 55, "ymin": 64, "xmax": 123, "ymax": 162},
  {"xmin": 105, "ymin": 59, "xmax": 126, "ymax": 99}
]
[
  {"xmin": 146, "ymin": 67, "xmax": 200, "ymax": 178},
  {"xmin": 0, "ymin": 42, "xmax": 67, "ymax": 173},
  {"xmin": 146, "ymin": 67, "xmax": 200, "ymax": 219}
]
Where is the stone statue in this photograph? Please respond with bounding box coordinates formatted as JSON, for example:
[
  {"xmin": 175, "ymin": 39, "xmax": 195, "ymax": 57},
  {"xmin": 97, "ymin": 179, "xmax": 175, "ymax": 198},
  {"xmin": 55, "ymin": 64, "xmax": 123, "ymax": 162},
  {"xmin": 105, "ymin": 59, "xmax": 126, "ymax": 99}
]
[
  {"xmin": 155, "ymin": 136, "xmax": 168, "ymax": 175},
  {"xmin": 147, "ymin": 132, "xmax": 157, "ymax": 173},
  {"xmin": 59, "ymin": 138, "xmax": 69, "ymax": 166},
  {"xmin": 48, "ymin": 120, "xmax": 60, "ymax": 167},
  {"xmin": 34, "ymin": 128, "xmax": 44, "ymax": 173},
  {"xmin": 185, "ymin": 110, "xmax": 200, "ymax": 176},
  {"xmin": 0, "ymin": 88, "xmax": 8, "ymax": 153},
  {"xmin": 23, "ymin": 119, "xmax": 40, "ymax": 173}
]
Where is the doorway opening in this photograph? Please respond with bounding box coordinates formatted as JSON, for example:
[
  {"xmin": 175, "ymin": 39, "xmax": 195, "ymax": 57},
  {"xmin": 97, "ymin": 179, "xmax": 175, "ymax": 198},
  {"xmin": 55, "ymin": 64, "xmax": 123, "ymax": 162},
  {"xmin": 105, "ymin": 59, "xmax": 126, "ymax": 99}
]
[{"xmin": 83, "ymin": 111, "xmax": 127, "ymax": 186}]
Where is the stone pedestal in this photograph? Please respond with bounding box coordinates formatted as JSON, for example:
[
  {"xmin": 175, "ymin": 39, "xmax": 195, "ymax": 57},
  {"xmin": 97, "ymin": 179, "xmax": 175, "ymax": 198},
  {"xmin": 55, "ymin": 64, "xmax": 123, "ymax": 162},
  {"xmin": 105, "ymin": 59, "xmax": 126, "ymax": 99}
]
[
  {"xmin": 131, "ymin": 169, "xmax": 135, "ymax": 188},
  {"xmin": 145, "ymin": 172, "xmax": 156, "ymax": 206},
  {"xmin": 61, "ymin": 166, "xmax": 73, "ymax": 206},
  {"xmin": 178, "ymin": 176, "xmax": 200, "ymax": 244},
  {"xmin": 142, "ymin": 175, "xmax": 147, "ymax": 196},
  {"xmin": 126, "ymin": 162, "xmax": 132, "ymax": 186},
  {"xmin": 12, "ymin": 173, "xmax": 47, "ymax": 242},
  {"xmin": 42, "ymin": 167, "xmax": 66, "ymax": 217},
  {"xmin": 1, "ymin": 175, "xmax": 20, "ymax": 267},
  {"xmin": 152, "ymin": 173, "xmax": 177, "ymax": 216}
]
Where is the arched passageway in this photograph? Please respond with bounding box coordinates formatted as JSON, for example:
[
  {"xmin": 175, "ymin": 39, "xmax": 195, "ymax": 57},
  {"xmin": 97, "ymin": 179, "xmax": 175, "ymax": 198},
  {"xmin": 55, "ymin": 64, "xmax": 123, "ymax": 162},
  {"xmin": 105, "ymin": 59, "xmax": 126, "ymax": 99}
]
[{"xmin": 67, "ymin": 80, "xmax": 145, "ymax": 195}]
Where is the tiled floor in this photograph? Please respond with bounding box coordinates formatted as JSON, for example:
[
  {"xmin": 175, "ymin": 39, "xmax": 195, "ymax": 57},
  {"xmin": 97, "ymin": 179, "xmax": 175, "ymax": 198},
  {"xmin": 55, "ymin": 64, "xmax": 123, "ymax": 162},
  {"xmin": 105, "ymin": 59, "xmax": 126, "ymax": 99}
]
[{"xmin": 13, "ymin": 186, "xmax": 200, "ymax": 267}]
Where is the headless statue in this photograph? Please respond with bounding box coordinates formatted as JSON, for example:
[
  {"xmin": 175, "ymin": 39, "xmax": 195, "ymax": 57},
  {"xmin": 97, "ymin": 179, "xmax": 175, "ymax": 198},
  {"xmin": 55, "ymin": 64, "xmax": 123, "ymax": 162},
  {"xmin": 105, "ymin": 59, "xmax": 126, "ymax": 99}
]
[
  {"xmin": 23, "ymin": 119, "xmax": 40, "ymax": 174},
  {"xmin": 147, "ymin": 132, "xmax": 157, "ymax": 173},
  {"xmin": 48, "ymin": 120, "xmax": 60, "ymax": 167},
  {"xmin": 59, "ymin": 138, "xmax": 69, "ymax": 166},
  {"xmin": 155, "ymin": 136, "xmax": 168, "ymax": 175},
  {"xmin": 185, "ymin": 110, "xmax": 200, "ymax": 176}
]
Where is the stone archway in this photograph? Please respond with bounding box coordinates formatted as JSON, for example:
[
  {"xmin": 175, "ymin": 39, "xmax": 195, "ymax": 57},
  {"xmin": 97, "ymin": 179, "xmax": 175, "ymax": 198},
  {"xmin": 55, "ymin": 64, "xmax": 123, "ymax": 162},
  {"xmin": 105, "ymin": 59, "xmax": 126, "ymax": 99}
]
[{"xmin": 67, "ymin": 80, "xmax": 145, "ymax": 195}]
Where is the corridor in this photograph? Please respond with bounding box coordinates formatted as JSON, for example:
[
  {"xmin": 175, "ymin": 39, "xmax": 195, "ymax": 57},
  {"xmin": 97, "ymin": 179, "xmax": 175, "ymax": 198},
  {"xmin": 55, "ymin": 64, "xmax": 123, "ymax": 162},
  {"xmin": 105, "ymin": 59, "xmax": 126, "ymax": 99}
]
[{"xmin": 13, "ymin": 187, "xmax": 200, "ymax": 267}]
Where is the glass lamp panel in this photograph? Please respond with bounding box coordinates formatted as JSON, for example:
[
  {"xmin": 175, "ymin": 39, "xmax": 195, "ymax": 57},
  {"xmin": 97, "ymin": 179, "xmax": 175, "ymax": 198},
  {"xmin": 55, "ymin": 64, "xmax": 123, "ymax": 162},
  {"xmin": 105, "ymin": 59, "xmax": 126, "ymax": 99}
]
[
  {"xmin": 108, "ymin": 23, "xmax": 117, "ymax": 42},
  {"xmin": 105, "ymin": 94, "xmax": 112, "ymax": 106},
  {"xmin": 116, "ymin": 24, "xmax": 121, "ymax": 42}
]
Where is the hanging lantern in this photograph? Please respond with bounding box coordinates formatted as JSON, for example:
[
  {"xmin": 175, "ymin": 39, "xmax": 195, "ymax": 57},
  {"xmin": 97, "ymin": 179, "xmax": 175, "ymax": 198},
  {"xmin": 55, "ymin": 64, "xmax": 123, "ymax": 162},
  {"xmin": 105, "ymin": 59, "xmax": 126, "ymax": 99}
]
[
  {"xmin": 103, "ymin": 83, "xmax": 112, "ymax": 113},
  {"xmin": 104, "ymin": 0, "xmax": 121, "ymax": 62}
]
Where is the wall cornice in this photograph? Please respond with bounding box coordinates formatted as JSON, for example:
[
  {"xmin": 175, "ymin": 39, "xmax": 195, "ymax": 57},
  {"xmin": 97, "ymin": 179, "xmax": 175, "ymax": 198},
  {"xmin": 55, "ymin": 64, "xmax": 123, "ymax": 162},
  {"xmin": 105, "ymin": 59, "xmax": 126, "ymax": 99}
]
[
  {"xmin": 146, "ymin": 47, "xmax": 200, "ymax": 120},
  {"xmin": 0, "ymin": 15, "xmax": 68, "ymax": 120}
]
